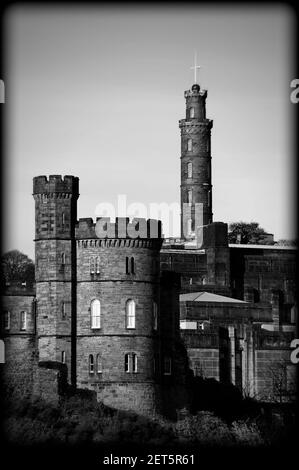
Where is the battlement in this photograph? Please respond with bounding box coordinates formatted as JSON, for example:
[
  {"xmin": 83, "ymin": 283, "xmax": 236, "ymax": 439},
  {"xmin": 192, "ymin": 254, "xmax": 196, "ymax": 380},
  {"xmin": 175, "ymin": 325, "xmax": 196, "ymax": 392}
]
[
  {"xmin": 75, "ymin": 217, "xmax": 162, "ymax": 240},
  {"xmin": 184, "ymin": 88, "xmax": 207, "ymax": 99},
  {"xmin": 33, "ymin": 175, "xmax": 79, "ymax": 196}
]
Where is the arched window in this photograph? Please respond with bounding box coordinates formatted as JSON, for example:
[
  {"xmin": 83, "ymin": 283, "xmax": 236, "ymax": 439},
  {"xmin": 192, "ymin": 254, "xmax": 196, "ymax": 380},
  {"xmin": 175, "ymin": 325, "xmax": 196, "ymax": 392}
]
[
  {"xmin": 89, "ymin": 354, "xmax": 94, "ymax": 374},
  {"xmin": 4, "ymin": 311, "xmax": 10, "ymax": 330},
  {"xmin": 132, "ymin": 353, "xmax": 138, "ymax": 373},
  {"xmin": 126, "ymin": 300, "xmax": 135, "ymax": 329},
  {"xmin": 187, "ymin": 138, "xmax": 192, "ymax": 151},
  {"xmin": 61, "ymin": 253, "xmax": 65, "ymax": 265},
  {"xmin": 96, "ymin": 354, "xmax": 102, "ymax": 373},
  {"xmin": 126, "ymin": 257, "xmax": 129, "ymax": 274},
  {"xmin": 61, "ymin": 351, "xmax": 66, "ymax": 364},
  {"xmin": 91, "ymin": 299, "xmax": 101, "ymax": 329},
  {"xmin": 188, "ymin": 189, "xmax": 192, "ymax": 204},
  {"xmin": 153, "ymin": 301, "xmax": 158, "ymax": 330},
  {"xmin": 20, "ymin": 311, "xmax": 27, "ymax": 331},
  {"xmin": 187, "ymin": 162, "xmax": 192, "ymax": 178},
  {"xmin": 189, "ymin": 107, "xmax": 195, "ymax": 118}
]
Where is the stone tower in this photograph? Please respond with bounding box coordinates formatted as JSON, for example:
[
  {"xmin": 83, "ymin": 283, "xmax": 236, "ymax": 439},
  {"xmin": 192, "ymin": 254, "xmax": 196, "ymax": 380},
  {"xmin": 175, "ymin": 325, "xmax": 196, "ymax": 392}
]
[
  {"xmin": 75, "ymin": 217, "xmax": 163, "ymax": 416},
  {"xmin": 33, "ymin": 175, "xmax": 79, "ymax": 385},
  {"xmin": 180, "ymin": 82, "xmax": 213, "ymax": 239}
]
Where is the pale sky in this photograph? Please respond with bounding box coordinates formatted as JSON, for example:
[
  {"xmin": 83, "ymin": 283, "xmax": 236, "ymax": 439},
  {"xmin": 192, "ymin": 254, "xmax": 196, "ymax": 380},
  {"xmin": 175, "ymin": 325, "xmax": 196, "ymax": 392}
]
[{"xmin": 3, "ymin": 4, "xmax": 297, "ymax": 260}]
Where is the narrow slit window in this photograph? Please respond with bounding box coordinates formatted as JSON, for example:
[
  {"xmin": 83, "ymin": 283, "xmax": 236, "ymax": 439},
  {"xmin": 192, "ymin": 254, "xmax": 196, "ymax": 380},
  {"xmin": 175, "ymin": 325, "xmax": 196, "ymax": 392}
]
[
  {"xmin": 126, "ymin": 257, "xmax": 129, "ymax": 274},
  {"xmin": 132, "ymin": 353, "xmax": 138, "ymax": 373},
  {"xmin": 188, "ymin": 189, "xmax": 192, "ymax": 204},
  {"xmin": 89, "ymin": 354, "xmax": 94, "ymax": 374},
  {"xmin": 61, "ymin": 351, "xmax": 66, "ymax": 364},
  {"xmin": 61, "ymin": 253, "xmax": 65, "ymax": 265},
  {"xmin": 125, "ymin": 353, "xmax": 130, "ymax": 373},
  {"xmin": 96, "ymin": 257, "xmax": 100, "ymax": 274},
  {"xmin": 62, "ymin": 213, "xmax": 65, "ymax": 227},
  {"xmin": 90, "ymin": 257, "xmax": 95, "ymax": 274},
  {"xmin": 187, "ymin": 138, "xmax": 192, "ymax": 151},
  {"xmin": 187, "ymin": 162, "xmax": 192, "ymax": 178},
  {"xmin": 153, "ymin": 301, "xmax": 158, "ymax": 330},
  {"xmin": 61, "ymin": 302, "xmax": 66, "ymax": 319},
  {"xmin": 190, "ymin": 107, "xmax": 195, "ymax": 118},
  {"xmin": 131, "ymin": 257, "xmax": 135, "ymax": 274},
  {"xmin": 96, "ymin": 354, "xmax": 102, "ymax": 373}
]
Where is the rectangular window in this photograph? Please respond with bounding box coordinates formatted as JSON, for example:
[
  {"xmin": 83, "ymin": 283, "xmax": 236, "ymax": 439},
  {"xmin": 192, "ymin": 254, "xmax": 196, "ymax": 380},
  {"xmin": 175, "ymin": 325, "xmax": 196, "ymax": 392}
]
[
  {"xmin": 20, "ymin": 311, "xmax": 27, "ymax": 331},
  {"xmin": 187, "ymin": 162, "xmax": 192, "ymax": 178},
  {"xmin": 163, "ymin": 356, "xmax": 172, "ymax": 375},
  {"xmin": 4, "ymin": 311, "xmax": 10, "ymax": 330},
  {"xmin": 61, "ymin": 302, "xmax": 66, "ymax": 319},
  {"xmin": 89, "ymin": 355, "xmax": 94, "ymax": 374},
  {"xmin": 188, "ymin": 190, "xmax": 192, "ymax": 204},
  {"xmin": 61, "ymin": 351, "xmax": 66, "ymax": 364},
  {"xmin": 96, "ymin": 354, "xmax": 103, "ymax": 373},
  {"xmin": 61, "ymin": 253, "xmax": 65, "ymax": 265},
  {"xmin": 90, "ymin": 257, "xmax": 95, "ymax": 274},
  {"xmin": 180, "ymin": 320, "xmax": 197, "ymax": 330},
  {"xmin": 187, "ymin": 138, "xmax": 193, "ymax": 151},
  {"xmin": 132, "ymin": 353, "xmax": 138, "ymax": 373},
  {"xmin": 96, "ymin": 257, "xmax": 100, "ymax": 274},
  {"xmin": 125, "ymin": 353, "xmax": 130, "ymax": 373}
]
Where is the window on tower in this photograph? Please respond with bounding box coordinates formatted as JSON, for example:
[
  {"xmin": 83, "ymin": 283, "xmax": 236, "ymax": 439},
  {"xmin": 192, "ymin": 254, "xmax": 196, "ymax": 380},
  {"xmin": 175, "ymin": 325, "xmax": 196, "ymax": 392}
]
[
  {"xmin": 126, "ymin": 299, "xmax": 136, "ymax": 329},
  {"xmin": 89, "ymin": 354, "xmax": 94, "ymax": 374},
  {"xmin": 96, "ymin": 353, "xmax": 103, "ymax": 374},
  {"xmin": 153, "ymin": 301, "xmax": 158, "ymax": 330},
  {"xmin": 91, "ymin": 299, "xmax": 101, "ymax": 329},
  {"xmin": 187, "ymin": 162, "xmax": 193, "ymax": 178},
  {"xmin": 187, "ymin": 139, "xmax": 193, "ymax": 151},
  {"xmin": 61, "ymin": 351, "xmax": 66, "ymax": 364},
  {"xmin": 188, "ymin": 190, "xmax": 192, "ymax": 204},
  {"xmin": 190, "ymin": 107, "xmax": 195, "ymax": 118}
]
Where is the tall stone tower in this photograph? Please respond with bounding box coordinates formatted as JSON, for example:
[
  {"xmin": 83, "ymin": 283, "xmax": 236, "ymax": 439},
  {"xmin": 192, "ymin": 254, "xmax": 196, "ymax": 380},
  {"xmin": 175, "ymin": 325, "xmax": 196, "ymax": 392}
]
[
  {"xmin": 33, "ymin": 175, "xmax": 79, "ymax": 385},
  {"xmin": 75, "ymin": 217, "xmax": 163, "ymax": 416},
  {"xmin": 180, "ymin": 81, "xmax": 213, "ymax": 239}
]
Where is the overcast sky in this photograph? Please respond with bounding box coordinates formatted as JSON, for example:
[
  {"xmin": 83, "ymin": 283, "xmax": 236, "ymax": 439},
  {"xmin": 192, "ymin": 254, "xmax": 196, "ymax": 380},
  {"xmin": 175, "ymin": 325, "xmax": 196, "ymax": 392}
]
[{"xmin": 3, "ymin": 3, "xmax": 297, "ymax": 259}]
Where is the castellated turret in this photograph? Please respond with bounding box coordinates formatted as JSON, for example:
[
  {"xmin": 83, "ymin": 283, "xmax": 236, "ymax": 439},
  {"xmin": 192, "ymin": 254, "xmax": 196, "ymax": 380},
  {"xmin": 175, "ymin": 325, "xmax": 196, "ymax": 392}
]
[
  {"xmin": 33, "ymin": 175, "xmax": 79, "ymax": 385},
  {"xmin": 75, "ymin": 217, "xmax": 163, "ymax": 415}
]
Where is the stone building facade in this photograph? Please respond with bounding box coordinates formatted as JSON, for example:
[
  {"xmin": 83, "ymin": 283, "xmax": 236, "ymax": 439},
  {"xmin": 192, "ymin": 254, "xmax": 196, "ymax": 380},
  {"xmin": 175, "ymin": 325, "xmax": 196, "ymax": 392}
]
[{"xmin": 1, "ymin": 79, "xmax": 297, "ymax": 415}]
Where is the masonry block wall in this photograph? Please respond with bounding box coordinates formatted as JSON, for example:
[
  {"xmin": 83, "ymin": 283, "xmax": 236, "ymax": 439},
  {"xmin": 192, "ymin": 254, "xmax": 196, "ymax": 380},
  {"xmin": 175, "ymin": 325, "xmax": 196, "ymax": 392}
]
[
  {"xmin": 75, "ymin": 217, "xmax": 163, "ymax": 416},
  {"xmin": 33, "ymin": 175, "xmax": 79, "ymax": 385},
  {"xmin": 1, "ymin": 293, "xmax": 37, "ymax": 399}
]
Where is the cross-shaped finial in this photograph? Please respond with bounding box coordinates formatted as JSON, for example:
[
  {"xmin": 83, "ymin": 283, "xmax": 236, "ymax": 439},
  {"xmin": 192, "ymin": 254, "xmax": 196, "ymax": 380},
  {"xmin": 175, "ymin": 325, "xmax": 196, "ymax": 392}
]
[{"xmin": 190, "ymin": 51, "xmax": 201, "ymax": 84}]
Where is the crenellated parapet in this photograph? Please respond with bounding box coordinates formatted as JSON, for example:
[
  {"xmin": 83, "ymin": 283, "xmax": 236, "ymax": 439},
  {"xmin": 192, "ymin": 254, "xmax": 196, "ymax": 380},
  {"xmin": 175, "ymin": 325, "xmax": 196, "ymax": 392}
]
[
  {"xmin": 33, "ymin": 175, "xmax": 79, "ymax": 199},
  {"xmin": 75, "ymin": 217, "xmax": 162, "ymax": 244}
]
